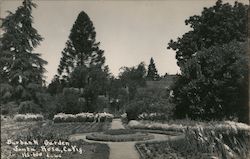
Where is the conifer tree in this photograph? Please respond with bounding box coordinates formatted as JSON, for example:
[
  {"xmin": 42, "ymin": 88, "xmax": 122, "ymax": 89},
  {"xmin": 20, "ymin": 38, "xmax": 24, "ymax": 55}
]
[
  {"xmin": 0, "ymin": 0, "xmax": 47, "ymax": 109},
  {"xmin": 56, "ymin": 11, "xmax": 108, "ymax": 111},
  {"xmin": 146, "ymin": 58, "xmax": 160, "ymax": 81},
  {"xmin": 57, "ymin": 11, "xmax": 105, "ymax": 79}
]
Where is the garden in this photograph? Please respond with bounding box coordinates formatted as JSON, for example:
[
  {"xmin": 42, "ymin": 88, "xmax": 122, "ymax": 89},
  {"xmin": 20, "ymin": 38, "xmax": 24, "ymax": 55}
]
[{"xmin": 1, "ymin": 0, "xmax": 250, "ymax": 158}]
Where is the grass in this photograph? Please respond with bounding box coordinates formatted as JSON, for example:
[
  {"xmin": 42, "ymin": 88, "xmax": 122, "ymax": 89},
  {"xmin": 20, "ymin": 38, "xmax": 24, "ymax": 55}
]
[{"xmin": 1, "ymin": 118, "xmax": 110, "ymax": 159}]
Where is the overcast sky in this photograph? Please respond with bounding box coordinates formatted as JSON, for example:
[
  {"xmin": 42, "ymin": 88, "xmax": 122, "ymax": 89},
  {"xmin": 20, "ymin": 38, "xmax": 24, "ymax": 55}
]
[{"xmin": 1, "ymin": 0, "xmax": 248, "ymax": 84}]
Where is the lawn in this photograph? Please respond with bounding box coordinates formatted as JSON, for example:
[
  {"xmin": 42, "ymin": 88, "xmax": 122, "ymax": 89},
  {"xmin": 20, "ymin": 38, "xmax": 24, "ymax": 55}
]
[{"xmin": 1, "ymin": 118, "xmax": 110, "ymax": 159}]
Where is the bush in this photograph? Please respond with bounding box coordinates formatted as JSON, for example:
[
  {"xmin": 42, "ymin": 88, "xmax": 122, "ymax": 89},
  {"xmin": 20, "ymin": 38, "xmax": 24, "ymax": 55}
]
[
  {"xmin": 172, "ymin": 41, "xmax": 248, "ymax": 121},
  {"xmin": 18, "ymin": 100, "xmax": 42, "ymax": 114},
  {"xmin": 13, "ymin": 114, "xmax": 44, "ymax": 122},
  {"xmin": 55, "ymin": 88, "xmax": 83, "ymax": 114},
  {"xmin": 126, "ymin": 87, "xmax": 174, "ymax": 121}
]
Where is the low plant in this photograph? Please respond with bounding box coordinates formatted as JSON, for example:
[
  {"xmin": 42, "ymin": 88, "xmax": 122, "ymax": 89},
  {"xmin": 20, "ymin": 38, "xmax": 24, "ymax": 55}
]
[
  {"xmin": 13, "ymin": 114, "xmax": 44, "ymax": 122},
  {"xmin": 103, "ymin": 129, "xmax": 136, "ymax": 135},
  {"xmin": 138, "ymin": 112, "xmax": 170, "ymax": 121},
  {"xmin": 135, "ymin": 121, "xmax": 250, "ymax": 159},
  {"xmin": 86, "ymin": 132, "xmax": 154, "ymax": 142},
  {"xmin": 53, "ymin": 112, "xmax": 114, "ymax": 123}
]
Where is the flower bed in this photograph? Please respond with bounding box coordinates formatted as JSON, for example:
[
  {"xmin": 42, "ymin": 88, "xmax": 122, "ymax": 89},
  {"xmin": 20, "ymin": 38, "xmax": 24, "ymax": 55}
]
[
  {"xmin": 138, "ymin": 112, "xmax": 169, "ymax": 121},
  {"xmin": 13, "ymin": 114, "xmax": 44, "ymax": 122},
  {"xmin": 128, "ymin": 120, "xmax": 250, "ymax": 133},
  {"xmin": 86, "ymin": 132, "xmax": 154, "ymax": 142},
  {"xmin": 53, "ymin": 112, "xmax": 114, "ymax": 123},
  {"xmin": 128, "ymin": 120, "xmax": 185, "ymax": 132},
  {"xmin": 134, "ymin": 120, "xmax": 250, "ymax": 159}
]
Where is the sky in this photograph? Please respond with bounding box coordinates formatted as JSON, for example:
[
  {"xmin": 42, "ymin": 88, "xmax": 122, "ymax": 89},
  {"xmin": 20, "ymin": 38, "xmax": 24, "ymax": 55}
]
[{"xmin": 1, "ymin": 0, "xmax": 249, "ymax": 84}]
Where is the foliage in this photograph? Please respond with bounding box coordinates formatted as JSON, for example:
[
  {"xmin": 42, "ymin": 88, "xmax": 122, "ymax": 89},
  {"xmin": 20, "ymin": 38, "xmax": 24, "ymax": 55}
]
[
  {"xmin": 47, "ymin": 75, "xmax": 64, "ymax": 95},
  {"xmin": 168, "ymin": 0, "xmax": 248, "ymax": 66},
  {"xmin": 136, "ymin": 123, "xmax": 250, "ymax": 159},
  {"xmin": 54, "ymin": 88, "xmax": 83, "ymax": 114},
  {"xmin": 125, "ymin": 87, "xmax": 174, "ymax": 121},
  {"xmin": 1, "ymin": 101, "xmax": 19, "ymax": 115},
  {"xmin": 57, "ymin": 11, "xmax": 105, "ymax": 77},
  {"xmin": 146, "ymin": 57, "xmax": 160, "ymax": 81},
  {"xmin": 18, "ymin": 100, "xmax": 42, "ymax": 113},
  {"xmin": 86, "ymin": 131, "xmax": 154, "ymax": 142},
  {"xmin": 107, "ymin": 77, "xmax": 128, "ymax": 113},
  {"xmin": 53, "ymin": 112, "xmax": 114, "ymax": 123},
  {"xmin": 0, "ymin": 0, "xmax": 47, "ymax": 113},
  {"xmin": 53, "ymin": 11, "xmax": 109, "ymax": 112},
  {"xmin": 103, "ymin": 129, "xmax": 136, "ymax": 135},
  {"xmin": 172, "ymin": 41, "xmax": 248, "ymax": 120},
  {"xmin": 13, "ymin": 113, "xmax": 44, "ymax": 121},
  {"xmin": 119, "ymin": 62, "xmax": 147, "ymax": 100},
  {"xmin": 138, "ymin": 112, "xmax": 171, "ymax": 121}
]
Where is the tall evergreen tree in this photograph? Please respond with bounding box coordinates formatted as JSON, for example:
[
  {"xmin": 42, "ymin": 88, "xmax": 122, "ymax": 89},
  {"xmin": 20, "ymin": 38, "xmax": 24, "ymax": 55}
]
[
  {"xmin": 57, "ymin": 11, "xmax": 105, "ymax": 78},
  {"xmin": 55, "ymin": 11, "xmax": 108, "ymax": 111},
  {"xmin": 146, "ymin": 57, "xmax": 160, "ymax": 81},
  {"xmin": 0, "ymin": 0, "xmax": 47, "ymax": 108}
]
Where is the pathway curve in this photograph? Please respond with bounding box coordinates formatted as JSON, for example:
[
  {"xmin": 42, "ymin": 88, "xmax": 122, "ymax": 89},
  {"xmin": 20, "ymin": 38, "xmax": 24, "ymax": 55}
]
[{"xmin": 69, "ymin": 119, "xmax": 183, "ymax": 159}]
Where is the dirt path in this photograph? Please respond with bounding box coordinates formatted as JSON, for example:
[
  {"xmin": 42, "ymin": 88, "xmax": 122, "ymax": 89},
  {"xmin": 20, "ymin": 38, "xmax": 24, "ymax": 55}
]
[{"xmin": 69, "ymin": 119, "xmax": 182, "ymax": 159}]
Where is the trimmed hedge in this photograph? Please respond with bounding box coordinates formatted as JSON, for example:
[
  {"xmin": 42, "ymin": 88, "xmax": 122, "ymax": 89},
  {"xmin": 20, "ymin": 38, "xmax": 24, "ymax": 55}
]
[{"xmin": 86, "ymin": 132, "xmax": 154, "ymax": 142}]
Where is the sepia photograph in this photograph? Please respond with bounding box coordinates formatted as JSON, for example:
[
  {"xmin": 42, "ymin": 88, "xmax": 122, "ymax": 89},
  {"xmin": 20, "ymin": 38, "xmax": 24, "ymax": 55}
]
[{"xmin": 0, "ymin": 0, "xmax": 250, "ymax": 158}]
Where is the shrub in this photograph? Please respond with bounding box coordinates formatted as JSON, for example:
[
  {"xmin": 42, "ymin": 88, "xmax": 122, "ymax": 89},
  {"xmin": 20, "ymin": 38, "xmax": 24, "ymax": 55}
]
[
  {"xmin": 172, "ymin": 41, "xmax": 248, "ymax": 121},
  {"xmin": 55, "ymin": 88, "xmax": 82, "ymax": 114},
  {"xmin": 126, "ymin": 87, "xmax": 174, "ymax": 121},
  {"xmin": 13, "ymin": 114, "xmax": 44, "ymax": 122},
  {"xmin": 18, "ymin": 100, "xmax": 42, "ymax": 114}
]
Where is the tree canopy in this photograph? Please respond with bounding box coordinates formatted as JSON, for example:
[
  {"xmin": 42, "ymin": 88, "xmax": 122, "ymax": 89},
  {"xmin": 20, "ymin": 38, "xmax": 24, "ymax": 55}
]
[
  {"xmin": 119, "ymin": 62, "xmax": 147, "ymax": 100},
  {"xmin": 168, "ymin": 0, "xmax": 248, "ymax": 122},
  {"xmin": 52, "ymin": 11, "xmax": 109, "ymax": 112},
  {"xmin": 168, "ymin": 0, "xmax": 248, "ymax": 66},
  {"xmin": 0, "ymin": 0, "xmax": 47, "ymax": 108}
]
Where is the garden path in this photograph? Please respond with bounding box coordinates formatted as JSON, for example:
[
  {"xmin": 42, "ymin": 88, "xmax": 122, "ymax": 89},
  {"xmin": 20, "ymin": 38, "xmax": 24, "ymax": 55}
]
[
  {"xmin": 108, "ymin": 118, "xmax": 139, "ymax": 159},
  {"xmin": 69, "ymin": 119, "xmax": 183, "ymax": 159},
  {"xmin": 110, "ymin": 118, "xmax": 125, "ymax": 129}
]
